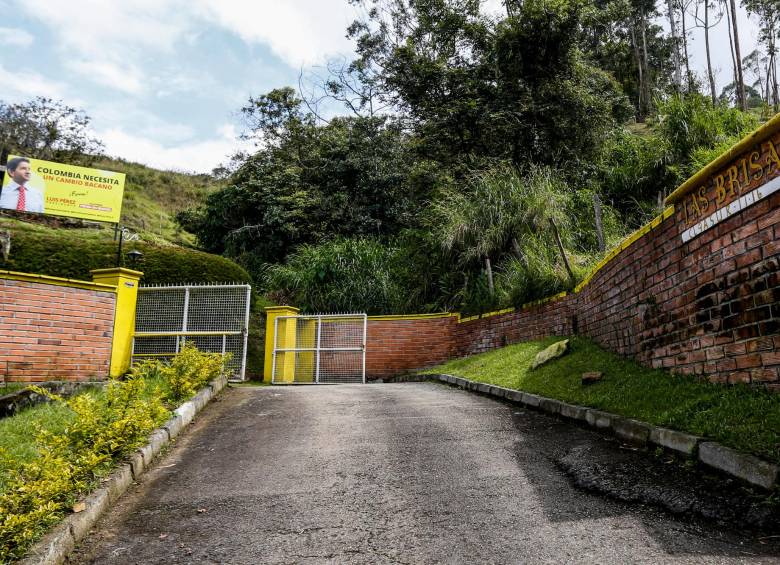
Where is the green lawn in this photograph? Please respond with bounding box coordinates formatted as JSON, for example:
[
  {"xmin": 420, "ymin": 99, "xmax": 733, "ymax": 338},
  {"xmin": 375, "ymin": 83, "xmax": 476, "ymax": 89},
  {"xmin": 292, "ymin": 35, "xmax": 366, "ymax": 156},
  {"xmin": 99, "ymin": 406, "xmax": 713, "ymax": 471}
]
[
  {"xmin": 0, "ymin": 383, "xmax": 29, "ymax": 396},
  {"xmin": 0, "ymin": 401, "xmax": 75, "ymax": 492},
  {"xmin": 0, "ymin": 380, "xmax": 169, "ymax": 495},
  {"xmin": 423, "ymin": 336, "xmax": 780, "ymax": 463}
]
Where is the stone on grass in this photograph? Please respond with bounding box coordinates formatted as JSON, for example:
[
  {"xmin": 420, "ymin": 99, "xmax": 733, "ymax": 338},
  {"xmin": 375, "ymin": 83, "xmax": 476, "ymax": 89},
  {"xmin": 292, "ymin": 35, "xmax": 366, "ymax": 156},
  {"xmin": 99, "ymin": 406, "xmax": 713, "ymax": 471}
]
[
  {"xmin": 531, "ymin": 339, "xmax": 569, "ymax": 370},
  {"xmin": 581, "ymin": 371, "xmax": 603, "ymax": 385}
]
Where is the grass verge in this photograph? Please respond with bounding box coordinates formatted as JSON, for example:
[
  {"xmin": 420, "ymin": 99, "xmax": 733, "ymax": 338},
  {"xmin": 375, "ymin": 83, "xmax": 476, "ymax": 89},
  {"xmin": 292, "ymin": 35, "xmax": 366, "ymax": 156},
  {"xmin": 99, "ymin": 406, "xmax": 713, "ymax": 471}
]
[
  {"xmin": 0, "ymin": 383, "xmax": 29, "ymax": 397},
  {"xmin": 423, "ymin": 336, "xmax": 780, "ymax": 464}
]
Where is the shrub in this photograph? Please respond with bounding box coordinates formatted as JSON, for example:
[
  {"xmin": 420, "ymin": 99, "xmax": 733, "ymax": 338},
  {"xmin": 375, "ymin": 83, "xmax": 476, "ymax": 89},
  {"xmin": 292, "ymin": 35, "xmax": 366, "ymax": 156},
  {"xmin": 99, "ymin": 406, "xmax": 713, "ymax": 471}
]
[
  {"xmin": 0, "ymin": 377, "xmax": 167, "ymax": 561},
  {"xmin": 0, "ymin": 346, "xmax": 228, "ymax": 561},
  {"xmin": 0, "ymin": 227, "xmax": 251, "ymax": 286},
  {"xmin": 138, "ymin": 343, "xmax": 231, "ymax": 403},
  {"xmin": 265, "ymin": 237, "xmax": 409, "ymax": 314}
]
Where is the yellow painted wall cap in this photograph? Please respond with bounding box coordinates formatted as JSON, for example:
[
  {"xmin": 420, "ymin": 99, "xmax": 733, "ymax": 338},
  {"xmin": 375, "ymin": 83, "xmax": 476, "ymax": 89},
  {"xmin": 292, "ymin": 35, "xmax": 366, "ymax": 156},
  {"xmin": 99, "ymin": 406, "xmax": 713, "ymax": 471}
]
[
  {"xmin": 0, "ymin": 269, "xmax": 117, "ymax": 292},
  {"xmin": 265, "ymin": 305, "xmax": 300, "ymax": 313},
  {"xmin": 90, "ymin": 267, "xmax": 144, "ymax": 278}
]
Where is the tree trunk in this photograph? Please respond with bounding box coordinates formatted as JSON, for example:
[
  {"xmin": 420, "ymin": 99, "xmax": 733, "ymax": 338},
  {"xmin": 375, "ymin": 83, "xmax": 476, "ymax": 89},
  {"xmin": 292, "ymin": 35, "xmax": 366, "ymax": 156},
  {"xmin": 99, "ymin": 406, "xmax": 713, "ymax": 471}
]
[
  {"xmin": 511, "ymin": 237, "xmax": 525, "ymax": 264},
  {"xmin": 549, "ymin": 219, "xmax": 576, "ymax": 288},
  {"xmin": 681, "ymin": 6, "xmax": 693, "ymax": 91},
  {"xmin": 640, "ymin": 10, "xmax": 652, "ymax": 114},
  {"xmin": 593, "ymin": 193, "xmax": 605, "ymax": 253},
  {"xmin": 705, "ymin": 0, "xmax": 717, "ymax": 104},
  {"xmin": 641, "ymin": 10, "xmax": 650, "ymax": 115},
  {"xmin": 771, "ymin": 21, "xmax": 779, "ymax": 110},
  {"xmin": 630, "ymin": 22, "xmax": 645, "ymax": 119},
  {"xmin": 725, "ymin": 1, "xmax": 738, "ymax": 103},
  {"xmin": 729, "ymin": 0, "xmax": 747, "ymax": 110},
  {"xmin": 668, "ymin": 0, "xmax": 682, "ymax": 90},
  {"xmin": 485, "ymin": 257, "xmax": 494, "ymax": 295}
]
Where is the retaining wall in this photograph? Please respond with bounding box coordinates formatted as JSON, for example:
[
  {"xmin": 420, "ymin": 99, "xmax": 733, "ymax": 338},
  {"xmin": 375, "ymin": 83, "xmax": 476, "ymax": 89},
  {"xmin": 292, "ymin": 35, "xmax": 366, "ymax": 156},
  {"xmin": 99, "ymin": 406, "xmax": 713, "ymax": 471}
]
[
  {"xmin": 363, "ymin": 117, "xmax": 780, "ymax": 388},
  {"xmin": 0, "ymin": 272, "xmax": 117, "ymax": 382}
]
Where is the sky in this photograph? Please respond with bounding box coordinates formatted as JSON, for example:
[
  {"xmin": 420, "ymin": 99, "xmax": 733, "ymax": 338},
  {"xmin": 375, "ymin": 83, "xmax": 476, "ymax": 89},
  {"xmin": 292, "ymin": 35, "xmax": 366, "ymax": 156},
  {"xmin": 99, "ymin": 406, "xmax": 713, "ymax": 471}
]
[{"xmin": 0, "ymin": 0, "xmax": 763, "ymax": 174}]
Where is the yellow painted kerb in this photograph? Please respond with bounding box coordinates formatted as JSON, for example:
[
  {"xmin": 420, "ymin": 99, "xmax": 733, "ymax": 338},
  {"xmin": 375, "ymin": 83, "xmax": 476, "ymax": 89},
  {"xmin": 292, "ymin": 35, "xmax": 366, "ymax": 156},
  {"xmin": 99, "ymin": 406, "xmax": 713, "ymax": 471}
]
[
  {"xmin": 0, "ymin": 269, "xmax": 116, "ymax": 293},
  {"xmin": 90, "ymin": 268, "xmax": 143, "ymax": 378}
]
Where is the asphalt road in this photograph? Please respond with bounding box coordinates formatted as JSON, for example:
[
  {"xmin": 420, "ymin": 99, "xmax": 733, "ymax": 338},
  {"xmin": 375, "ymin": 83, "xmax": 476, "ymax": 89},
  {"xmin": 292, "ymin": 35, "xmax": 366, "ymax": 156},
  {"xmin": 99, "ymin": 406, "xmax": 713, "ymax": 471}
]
[{"xmin": 70, "ymin": 383, "xmax": 780, "ymax": 564}]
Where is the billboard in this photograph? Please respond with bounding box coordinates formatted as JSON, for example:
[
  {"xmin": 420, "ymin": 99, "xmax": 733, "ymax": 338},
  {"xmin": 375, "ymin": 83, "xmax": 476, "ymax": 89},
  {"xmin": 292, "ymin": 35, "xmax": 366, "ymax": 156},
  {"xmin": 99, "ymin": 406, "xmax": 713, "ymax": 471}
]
[{"xmin": 0, "ymin": 155, "xmax": 126, "ymax": 223}]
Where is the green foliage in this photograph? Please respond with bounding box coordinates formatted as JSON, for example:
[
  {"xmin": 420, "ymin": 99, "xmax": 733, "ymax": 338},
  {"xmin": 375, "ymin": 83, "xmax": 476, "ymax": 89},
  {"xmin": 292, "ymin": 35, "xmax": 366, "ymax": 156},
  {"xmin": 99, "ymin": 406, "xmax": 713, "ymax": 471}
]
[
  {"xmin": 88, "ymin": 156, "xmax": 219, "ymax": 247},
  {"xmin": 133, "ymin": 343, "xmax": 231, "ymax": 403},
  {"xmin": 596, "ymin": 94, "xmax": 759, "ymax": 224},
  {"xmin": 351, "ymin": 0, "xmax": 631, "ymax": 172},
  {"xmin": 655, "ymin": 93, "xmax": 759, "ymax": 184},
  {"xmin": 0, "ymin": 219, "xmax": 251, "ymax": 285},
  {"xmin": 265, "ymin": 237, "xmax": 409, "ymax": 315},
  {"xmin": 432, "ymin": 164, "xmax": 592, "ymax": 312},
  {"xmin": 178, "ymin": 112, "xmax": 439, "ymax": 273},
  {"xmin": 0, "ymin": 346, "xmax": 228, "ymax": 560},
  {"xmin": 425, "ymin": 336, "xmax": 780, "ymax": 464},
  {"xmin": 494, "ymin": 245, "xmax": 571, "ymax": 308},
  {"xmin": 0, "ymin": 97, "xmax": 103, "ymax": 163},
  {"xmin": 0, "ymin": 378, "xmax": 168, "ymax": 561}
]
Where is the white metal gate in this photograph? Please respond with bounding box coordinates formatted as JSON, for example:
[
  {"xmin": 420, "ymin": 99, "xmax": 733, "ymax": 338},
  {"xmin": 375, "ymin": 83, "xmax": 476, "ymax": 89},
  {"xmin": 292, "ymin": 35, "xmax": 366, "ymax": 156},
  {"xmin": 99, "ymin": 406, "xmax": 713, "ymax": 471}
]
[
  {"xmin": 132, "ymin": 283, "xmax": 251, "ymax": 381},
  {"xmin": 271, "ymin": 314, "xmax": 367, "ymax": 384}
]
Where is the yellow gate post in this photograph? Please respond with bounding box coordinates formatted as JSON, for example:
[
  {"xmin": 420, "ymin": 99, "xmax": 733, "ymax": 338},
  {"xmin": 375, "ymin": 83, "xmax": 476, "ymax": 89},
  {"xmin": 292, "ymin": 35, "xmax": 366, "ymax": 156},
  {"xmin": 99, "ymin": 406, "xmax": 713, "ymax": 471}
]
[
  {"xmin": 91, "ymin": 268, "xmax": 143, "ymax": 378},
  {"xmin": 264, "ymin": 306, "xmax": 299, "ymax": 383}
]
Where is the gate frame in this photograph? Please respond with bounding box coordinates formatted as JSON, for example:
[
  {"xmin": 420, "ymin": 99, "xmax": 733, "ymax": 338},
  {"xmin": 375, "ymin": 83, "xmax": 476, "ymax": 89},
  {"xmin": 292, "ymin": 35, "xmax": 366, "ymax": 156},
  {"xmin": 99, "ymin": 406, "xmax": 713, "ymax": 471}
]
[
  {"xmin": 132, "ymin": 283, "xmax": 252, "ymax": 381},
  {"xmin": 271, "ymin": 313, "xmax": 367, "ymax": 384}
]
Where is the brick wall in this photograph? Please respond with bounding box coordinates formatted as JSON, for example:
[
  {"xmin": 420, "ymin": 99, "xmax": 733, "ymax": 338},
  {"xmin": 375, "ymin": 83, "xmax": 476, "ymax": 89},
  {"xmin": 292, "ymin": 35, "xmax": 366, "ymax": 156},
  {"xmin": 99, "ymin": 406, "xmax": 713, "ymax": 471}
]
[
  {"xmin": 364, "ymin": 132, "xmax": 780, "ymax": 388},
  {"xmin": 0, "ymin": 278, "xmax": 116, "ymax": 382},
  {"xmin": 366, "ymin": 317, "xmax": 459, "ymax": 378}
]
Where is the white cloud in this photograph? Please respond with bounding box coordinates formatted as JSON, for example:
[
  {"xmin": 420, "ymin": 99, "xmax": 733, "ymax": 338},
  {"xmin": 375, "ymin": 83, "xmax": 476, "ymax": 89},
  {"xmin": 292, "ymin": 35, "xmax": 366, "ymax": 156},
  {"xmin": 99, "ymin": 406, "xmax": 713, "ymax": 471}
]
[
  {"xmin": 67, "ymin": 59, "xmax": 144, "ymax": 95},
  {"xmin": 187, "ymin": 0, "xmax": 358, "ymax": 66},
  {"xmin": 18, "ymin": 0, "xmax": 187, "ymax": 57},
  {"xmin": 0, "ymin": 27, "xmax": 34, "ymax": 48},
  {"xmin": 0, "ymin": 63, "xmax": 68, "ymax": 101},
  {"xmin": 99, "ymin": 123, "xmax": 248, "ymax": 173},
  {"xmin": 10, "ymin": 0, "xmax": 360, "ymax": 103}
]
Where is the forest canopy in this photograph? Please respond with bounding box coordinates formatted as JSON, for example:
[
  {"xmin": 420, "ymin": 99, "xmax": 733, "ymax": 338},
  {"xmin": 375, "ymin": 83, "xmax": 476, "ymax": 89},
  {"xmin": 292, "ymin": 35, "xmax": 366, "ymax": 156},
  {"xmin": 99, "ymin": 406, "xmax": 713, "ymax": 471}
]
[{"xmin": 175, "ymin": 0, "xmax": 772, "ymax": 315}]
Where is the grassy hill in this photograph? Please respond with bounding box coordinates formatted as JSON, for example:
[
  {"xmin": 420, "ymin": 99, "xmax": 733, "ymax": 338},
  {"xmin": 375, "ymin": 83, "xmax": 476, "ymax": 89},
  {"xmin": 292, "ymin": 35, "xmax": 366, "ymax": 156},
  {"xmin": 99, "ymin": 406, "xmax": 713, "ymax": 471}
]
[{"xmin": 30, "ymin": 155, "xmax": 222, "ymax": 246}]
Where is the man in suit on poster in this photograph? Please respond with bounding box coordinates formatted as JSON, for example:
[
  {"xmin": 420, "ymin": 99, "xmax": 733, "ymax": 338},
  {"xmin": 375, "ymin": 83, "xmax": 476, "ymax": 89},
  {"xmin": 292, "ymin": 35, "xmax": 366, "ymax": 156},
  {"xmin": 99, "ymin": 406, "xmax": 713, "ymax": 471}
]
[{"xmin": 0, "ymin": 157, "xmax": 44, "ymax": 213}]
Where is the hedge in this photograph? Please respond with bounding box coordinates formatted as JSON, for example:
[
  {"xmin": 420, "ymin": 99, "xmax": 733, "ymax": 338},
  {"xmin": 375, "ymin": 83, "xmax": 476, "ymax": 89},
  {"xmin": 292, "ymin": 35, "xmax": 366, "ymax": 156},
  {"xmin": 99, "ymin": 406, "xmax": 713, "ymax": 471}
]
[{"xmin": 0, "ymin": 230, "xmax": 251, "ymax": 285}]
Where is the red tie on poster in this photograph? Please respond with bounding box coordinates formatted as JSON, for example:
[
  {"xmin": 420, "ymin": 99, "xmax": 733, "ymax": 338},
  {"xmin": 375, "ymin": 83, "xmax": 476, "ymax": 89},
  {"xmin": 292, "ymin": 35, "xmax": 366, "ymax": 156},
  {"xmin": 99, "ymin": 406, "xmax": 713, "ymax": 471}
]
[{"xmin": 15, "ymin": 185, "xmax": 26, "ymax": 211}]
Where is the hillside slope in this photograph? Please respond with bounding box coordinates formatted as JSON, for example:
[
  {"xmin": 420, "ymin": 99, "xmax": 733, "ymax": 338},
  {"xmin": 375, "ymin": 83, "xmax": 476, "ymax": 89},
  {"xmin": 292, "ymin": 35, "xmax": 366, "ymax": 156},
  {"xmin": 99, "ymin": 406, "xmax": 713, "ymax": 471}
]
[{"xmin": 88, "ymin": 156, "xmax": 221, "ymax": 245}]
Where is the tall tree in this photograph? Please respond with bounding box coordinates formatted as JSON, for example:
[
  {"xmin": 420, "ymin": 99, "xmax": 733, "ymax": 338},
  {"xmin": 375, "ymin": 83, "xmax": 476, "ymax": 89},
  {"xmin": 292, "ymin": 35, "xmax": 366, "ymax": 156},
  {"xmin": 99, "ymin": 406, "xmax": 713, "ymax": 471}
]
[
  {"xmin": 348, "ymin": 0, "xmax": 631, "ymax": 171},
  {"xmin": 0, "ymin": 97, "xmax": 103, "ymax": 163},
  {"xmin": 744, "ymin": 0, "xmax": 780, "ymax": 110},
  {"xmin": 582, "ymin": 0, "xmax": 674, "ymax": 121},
  {"xmin": 693, "ymin": 0, "xmax": 724, "ymax": 103},
  {"xmin": 728, "ymin": 0, "xmax": 748, "ymax": 110},
  {"xmin": 668, "ymin": 0, "xmax": 683, "ymax": 89}
]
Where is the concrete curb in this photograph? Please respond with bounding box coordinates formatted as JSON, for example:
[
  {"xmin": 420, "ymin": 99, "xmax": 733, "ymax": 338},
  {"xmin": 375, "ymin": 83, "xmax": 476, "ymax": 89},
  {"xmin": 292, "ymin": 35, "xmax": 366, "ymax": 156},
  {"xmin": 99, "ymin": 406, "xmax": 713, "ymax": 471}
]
[
  {"xmin": 20, "ymin": 374, "xmax": 230, "ymax": 565},
  {"xmin": 420, "ymin": 373, "xmax": 779, "ymax": 491}
]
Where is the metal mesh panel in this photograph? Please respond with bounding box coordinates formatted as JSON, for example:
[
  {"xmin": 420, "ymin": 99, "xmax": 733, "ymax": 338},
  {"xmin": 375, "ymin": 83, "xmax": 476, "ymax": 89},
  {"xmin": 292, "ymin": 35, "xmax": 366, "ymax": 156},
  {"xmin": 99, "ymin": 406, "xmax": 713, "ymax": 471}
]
[
  {"xmin": 318, "ymin": 351, "xmax": 363, "ymax": 384},
  {"xmin": 132, "ymin": 284, "xmax": 251, "ymax": 380},
  {"xmin": 272, "ymin": 314, "xmax": 366, "ymax": 384},
  {"xmin": 136, "ymin": 289, "xmax": 185, "ymax": 333},
  {"xmin": 187, "ymin": 287, "xmax": 247, "ymax": 332}
]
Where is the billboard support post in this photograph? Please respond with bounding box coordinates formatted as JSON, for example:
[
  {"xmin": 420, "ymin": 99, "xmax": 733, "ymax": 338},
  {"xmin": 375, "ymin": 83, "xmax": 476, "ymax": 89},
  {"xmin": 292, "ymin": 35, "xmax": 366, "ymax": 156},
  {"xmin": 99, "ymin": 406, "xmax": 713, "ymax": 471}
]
[{"xmin": 115, "ymin": 224, "xmax": 124, "ymax": 267}]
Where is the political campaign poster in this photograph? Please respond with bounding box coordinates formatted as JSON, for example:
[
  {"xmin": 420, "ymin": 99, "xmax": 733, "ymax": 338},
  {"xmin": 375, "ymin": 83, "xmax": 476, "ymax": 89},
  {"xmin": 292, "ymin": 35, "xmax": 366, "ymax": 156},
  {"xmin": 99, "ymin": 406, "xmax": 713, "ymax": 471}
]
[{"xmin": 0, "ymin": 155, "xmax": 126, "ymax": 223}]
